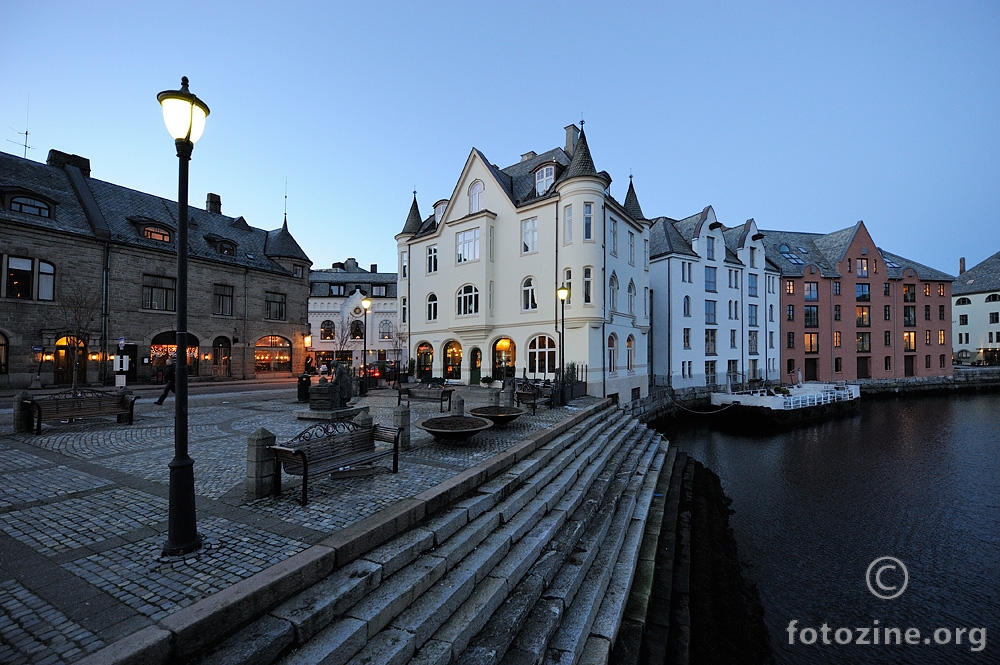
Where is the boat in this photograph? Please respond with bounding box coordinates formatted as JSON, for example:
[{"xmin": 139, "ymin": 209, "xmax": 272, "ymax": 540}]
[{"xmin": 709, "ymin": 382, "xmax": 860, "ymax": 427}]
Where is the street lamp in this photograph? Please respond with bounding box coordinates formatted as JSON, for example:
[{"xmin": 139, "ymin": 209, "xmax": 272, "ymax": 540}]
[
  {"xmin": 556, "ymin": 284, "xmax": 569, "ymax": 405},
  {"xmin": 158, "ymin": 77, "xmax": 209, "ymax": 557},
  {"xmin": 361, "ymin": 296, "xmax": 372, "ymax": 395}
]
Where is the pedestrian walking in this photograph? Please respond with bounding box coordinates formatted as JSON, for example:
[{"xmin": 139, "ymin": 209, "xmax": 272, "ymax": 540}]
[{"xmin": 155, "ymin": 354, "xmax": 176, "ymax": 405}]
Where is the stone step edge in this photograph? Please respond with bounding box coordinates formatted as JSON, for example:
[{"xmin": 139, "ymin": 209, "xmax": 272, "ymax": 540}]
[{"xmin": 72, "ymin": 399, "xmax": 614, "ymax": 665}]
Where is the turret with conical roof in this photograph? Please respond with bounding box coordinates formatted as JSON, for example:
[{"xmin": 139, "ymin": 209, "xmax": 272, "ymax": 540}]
[
  {"xmin": 562, "ymin": 128, "xmax": 597, "ymax": 180},
  {"xmin": 624, "ymin": 176, "xmax": 645, "ymax": 221},
  {"xmin": 398, "ymin": 193, "xmax": 423, "ymax": 237}
]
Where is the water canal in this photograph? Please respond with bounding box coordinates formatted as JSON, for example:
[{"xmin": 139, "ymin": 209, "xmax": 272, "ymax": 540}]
[{"xmin": 659, "ymin": 393, "xmax": 1000, "ymax": 664}]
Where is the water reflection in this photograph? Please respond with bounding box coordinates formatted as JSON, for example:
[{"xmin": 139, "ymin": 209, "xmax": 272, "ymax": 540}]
[{"xmin": 660, "ymin": 394, "xmax": 1000, "ymax": 665}]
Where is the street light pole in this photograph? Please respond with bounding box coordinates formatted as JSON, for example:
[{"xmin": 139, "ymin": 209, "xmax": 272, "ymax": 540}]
[
  {"xmin": 361, "ymin": 297, "xmax": 372, "ymax": 395},
  {"xmin": 557, "ymin": 284, "xmax": 569, "ymax": 405},
  {"xmin": 158, "ymin": 77, "xmax": 209, "ymax": 557}
]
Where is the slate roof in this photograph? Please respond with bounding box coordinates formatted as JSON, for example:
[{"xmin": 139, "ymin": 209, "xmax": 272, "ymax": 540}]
[
  {"xmin": 648, "ymin": 217, "xmax": 698, "ymax": 259},
  {"xmin": 623, "ymin": 177, "xmax": 645, "ymax": 221},
  {"xmin": 953, "ymin": 250, "xmax": 1000, "ymax": 295},
  {"xmin": 309, "ymin": 261, "xmax": 398, "ymax": 298},
  {"xmin": 1, "ymin": 150, "xmax": 309, "ymax": 275},
  {"xmin": 400, "ymin": 194, "xmax": 423, "ymax": 235}
]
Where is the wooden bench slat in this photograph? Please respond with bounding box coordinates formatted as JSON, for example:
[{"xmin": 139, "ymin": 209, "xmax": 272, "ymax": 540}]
[{"xmin": 23, "ymin": 390, "xmax": 139, "ymax": 434}]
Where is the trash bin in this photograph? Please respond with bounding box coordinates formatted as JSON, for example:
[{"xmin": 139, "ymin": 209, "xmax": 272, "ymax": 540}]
[{"xmin": 297, "ymin": 373, "xmax": 311, "ymax": 402}]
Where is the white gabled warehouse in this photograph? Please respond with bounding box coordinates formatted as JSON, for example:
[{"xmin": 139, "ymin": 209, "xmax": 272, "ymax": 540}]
[{"xmin": 396, "ymin": 124, "xmax": 651, "ymax": 404}]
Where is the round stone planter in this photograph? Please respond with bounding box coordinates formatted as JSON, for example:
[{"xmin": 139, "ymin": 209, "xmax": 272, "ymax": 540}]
[
  {"xmin": 468, "ymin": 406, "xmax": 526, "ymax": 428},
  {"xmin": 418, "ymin": 416, "xmax": 492, "ymax": 442}
]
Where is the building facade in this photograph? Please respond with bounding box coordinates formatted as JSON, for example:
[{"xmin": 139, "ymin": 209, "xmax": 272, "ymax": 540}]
[
  {"xmin": 761, "ymin": 221, "xmax": 954, "ymax": 382},
  {"xmin": 307, "ymin": 258, "xmax": 405, "ymax": 376},
  {"xmin": 0, "ymin": 149, "xmax": 311, "ymax": 389},
  {"xmin": 952, "ymin": 251, "xmax": 1000, "ymax": 366},
  {"xmin": 648, "ymin": 207, "xmax": 781, "ymax": 389},
  {"xmin": 396, "ymin": 125, "xmax": 651, "ymax": 403}
]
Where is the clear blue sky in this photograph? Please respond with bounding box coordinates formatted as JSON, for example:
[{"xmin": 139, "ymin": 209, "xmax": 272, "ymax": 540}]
[{"xmin": 3, "ymin": 1, "xmax": 998, "ymax": 277}]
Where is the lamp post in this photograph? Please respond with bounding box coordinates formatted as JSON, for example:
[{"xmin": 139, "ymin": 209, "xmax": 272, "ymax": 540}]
[
  {"xmin": 158, "ymin": 77, "xmax": 209, "ymax": 557},
  {"xmin": 361, "ymin": 297, "xmax": 372, "ymax": 395},
  {"xmin": 556, "ymin": 284, "xmax": 569, "ymax": 405}
]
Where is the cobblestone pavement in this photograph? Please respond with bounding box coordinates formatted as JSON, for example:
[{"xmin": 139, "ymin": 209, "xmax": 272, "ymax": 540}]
[{"xmin": 0, "ymin": 385, "xmax": 588, "ymax": 664}]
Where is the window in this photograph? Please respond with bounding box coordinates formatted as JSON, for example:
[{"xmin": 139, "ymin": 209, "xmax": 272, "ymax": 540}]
[
  {"xmin": 456, "ymin": 228, "xmax": 480, "ymax": 263},
  {"xmin": 683, "ymin": 295, "xmax": 691, "ymax": 317},
  {"xmin": 583, "ymin": 267, "xmax": 593, "ymax": 304},
  {"xmin": 401, "ymin": 297, "xmax": 407, "ymax": 323},
  {"xmin": 787, "ymin": 332, "xmax": 795, "ymax": 349},
  {"xmin": 884, "ymin": 331, "xmax": 892, "ymax": 346},
  {"xmin": 856, "ymin": 258, "xmax": 869, "ymax": 277},
  {"xmin": 705, "ymin": 300, "xmax": 717, "ymax": 325},
  {"xmin": 705, "ymin": 266, "xmax": 717, "ymax": 292},
  {"xmin": 609, "ymin": 274, "xmax": 619, "ymax": 311},
  {"xmin": 705, "ymin": 361, "xmax": 717, "ymax": 386},
  {"xmin": 628, "ymin": 232, "xmax": 635, "ymax": 265},
  {"xmin": 769, "ymin": 331, "xmax": 775, "ymax": 348},
  {"xmin": 804, "ymin": 333, "xmax": 819, "ymax": 353},
  {"xmin": 644, "ymin": 239, "xmax": 649, "ymax": 268},
  {"xmin": 320, "ymin": 320, "xmax": 335, "ymax": 340},
  {"xmin": 426, "ymin": 294, "xmax": 438, "ymax": 321},
  {"xmin": 938, "ymin": 330, "xmax": 946, "ymax": 345},
  {"xmin": 627, "ymin": 281, "xmax": 636, "ymax": 315},
  {"xmin": 522, "ymin": 218, "xmax": 538, "ymax": 254},
  {"xmin": 770, "ymin": 304, "xmax": 774, "ymax": 322},
  {"xmin": 142, "ymin": 274, "xmax": 176, "ymax": 311},
  {"xmin": 834, "ymin": 304, "xmax": 841, "ymax": 321},
  {"xmin": 804, "ymin": 282, "xmax": 818, "ymax": 301},
  {"xmin": 609, "ymin": 219, "xmax": 618, "ymax": 255},
  {"xmin": 265, "ymin": 292, "xmax": 286, "ymax": 320},
  {"xmin": 991, "ymin": 312, "xmax": 1000, "ymax": 324},
  {"xmin": 683, "ymin": 328, "xmax": 691, "ymax": 349},
  {"xmin": 885, "ymin": 356, "xmax": 892, "ymax": 371},
  {"xmin": 857, "ymin": 332, "xmax": 871, "ymax": 353},
  {"xmin": 563, "ymin": 205, "xmax": 573, "ymax": 243},
  {"xmin": 527, "ymin": 335, "xmax": 557, "ymax": 373},
  {"xmin": 959, "ymin": 315, "xmax": 968, "ymax": 325},
  {"xmin": 749, "ymin": 246, "xmax": 757, "ymax": 267},
  {"xmin": 924, "ymin": 330, "xmax": 932, "ymax": 345},
  {"xmin": 903, "ymin": 284, "xmax": 916, "ymax": 302},
  {"xmin": 856, "ymin": 306, "xmax": 870, "ymax": 327},
  {"xmin": 563, "ymin": 268, "xmax": 572, "ymax": 305},
  {"xmin": 706, "ymin": 236, "xmax": 715, "ymax": 260},
  {"xmin": 924, "ymin": 304, "xmax": 931, "ymax": 320},
  {"xmin": 903, "ymin": 331, "xmax": 916, "ymax": 352},
  {"xmin": 748, "ymin": 304, "xmax": 758, "ymax": 326},
  {"xmin": 456, "ymin": 284, "xmax": 479, "ymax": 315},
  {"xmin": 329, "ymin": 284, "xmax": 345, "ymax": 296},
  {"xmin": 834, "ymin": 331, "xmax": 842, "ymax": 347},
  {"xmin": 435, "ymin": 201, "xmax": 447, "ymax": 222},
  {"xmin": 644, "ymin": 287, "xmax": 649, "ymax": 317},
  {"xmin": 143, "ymin": 226, "xmax": 171, "ymax": 243},
  {"xmin": 522, "ymin": 277, "xmax": 537, "ymax": 311},
  {"xmin": 584, "ymin": 203, "xmax": 594, "ymax": 240},
  {"xmin": 401, "ymin": 251, "xmax": 408, "ymax": 278},
  {"xmin": 38, "ymin": 261, "xmax": 54, "ymax": 301},
  {"xmin": 987, "ymin": 294, "xmax": 1000, "ymax": 303},
  {"xmin": 213, "ymin": 284, "xmax": 233, "ymax": 316},
  {"xmin": 833, "ymin": 281, "xmax": 841, "ymax": 296},
  {"xmin": 369, "ymin": 285, "xmax": 385, "ymax": 297},
  {"xmin": 469, "ymin": 181, "xmax": 484, "ymax": 213},
  {"xmin": 885, "ymin": 305, "xmax": 892, "ymax": 321},
  {"xmin": 427, "ymin": 245, "xmax": 438, "ymax": 273},
  {"xmin": 350, "ymin": 320, "xmax": 364, "ymax": 339},
  {"xmin": 748, "ymin": 273, "xmax": 758, "ymax": 297},
  {"xmin": 626, "ymin": 336, "xmax": 636, "ymax": 372},
  {"xmin": 923, "ymin": 284, "xmax": 931, "ymax": 297},
  {"xmin": 940, "ymin": 354, "xmax": 946, "ymax": 368},
  {"xmin": 535, "ymin": 166, "xmax": 554, "ymax": 196},
  {"xmin": 780, "ymin": 244, "xmax": 804, "ymax": 264},
  {"xmin": 608, "ymin": 334, "xmax": 618, "ymax": 373},
  {"xmin": 6, "ymin": 257, "xmax": 33, "ymax": 299},
  {"xmin": 903, "ymin": 306, "xmax": 916, "ymax": 327},
  {"xmin": 939, "ymin": 305, "xmax": 946, "ymax": 320},
  {"xmin": 787, "ymin": 305, "xmax": 795, "ymax": 321},
  {"xmin": 786, "ymin": 280, "xmax": 795, "ymax": 295},
  {"xmin": 706, "ymin": 329, "xmax": 717, "ymax": 355},
  {"xmin": 730, "ymin": 329, "xmax": 738, "ymax": 349},
  {"xmin": 835, "ymin": 357, "xmax": 843, "ymax": 372},
  {"xmin": 856, "ymin": 283, "xmax": 870, "ymax": 301},
  {"xmin": 804, "ymin": 306, "xmax": 819, "ymax": 328},
  {"xmin": 749, "ymin": 330, "xmax": 758, "ymax": 354},
  {"xmin": 11, "ymin": 196, "xmax": 51, "ymax": 217},
  {"xmin": 938, "ymin": 284, "xmax": 945, "ymax": 296},
  {"xmin": 884, "ymin": 283, "xmax": 891, "ymax": 297}
]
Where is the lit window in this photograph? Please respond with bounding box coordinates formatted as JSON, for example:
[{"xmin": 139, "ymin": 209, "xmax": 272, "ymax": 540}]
[
  {"xmin": 144, "ymin": 226, "xmax": 172, "ymax": 242},
  {"xmin": 320, "ymin": 320, "xmax": 335, "ymax": 340},
  {"xmin": 379, "ymin": 320, "xmax": 393, "ymax": 339},
  {"xmin": 804, "ymin": 333, "xmax": 818, "ymax": 353},
  {"xmin": 857, "ymin": 258, "xmax": 869, "ymax": 277},
  {"xmin": 834, "ymin": 331, "xmax": 842, "ymax": 347},
  {"xmin": 903, "ymin": 331, "xmax": 916, "ymax": 351},
  {"xmin": 786, "ymin": 280, "xmax": 795, "ymax": 295}
]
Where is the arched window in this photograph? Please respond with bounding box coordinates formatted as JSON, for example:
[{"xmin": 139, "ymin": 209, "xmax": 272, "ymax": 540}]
[
  {"xmin": 626, "ymin": 335, "xmax": 635, "ymax": 372},
  {"xmin": 535, "ymin": 165, "xmax": 554, "ymax": 196},
  {"xmin": 627, "ymin": 281, "xmax": 636, "ymax": 315},
  {"xmin": 379, "ymin": 320, "xmax": 393, "ymax": 339},
  {"xmin": 527, "ymin": 335, "xmax": 557, "ymax": 375},
  {"xmin": 583, "ymin": 266, "xmax": 593, "ymax": 304},
  {"xmin": 986, "ymin": 294, "xmax": 1000, "ymax": 303},
  {"xmin": 426, "ymin": 293, "xmax": 438, "ymax": 321},
  {"xmin": 254, "ymin": 335, "xmax": 290, "ymax": 373},
  {"xmin": 320, "ymin": 320, "xmax": 335, "ymax": 340},
  {"xmin": 609, "ymin": 273, "xmax": 619, "ymax": 311},
  {"xmin": 143, "ymin": 226, "xmax": 172, "ymax": 243},
  {"xmin": 11, "ymin": 196, "xmax": 51, "ymax": 218},
  {"xmin": 401, "ymin": 297, "xmax": 408, "ymax": 323},
  {"xmin": 469, "ymin": 181, "xmax": 484, "ymax": 213},
  {"xmin": 608, "ymin": 334, "xmax": 618, "ymax": 373},
  {"xmin": 444, "ymin": 341, "xmax": 462, "ymax": 379},
  {"xmin": 350, "ymin": 320, "xmax": 364, "ymax": 339},
  {"xmin": 683, "ymin": 295, "xmax": 691, "ymax": 317},
  {"xmin": 456, "ymin": 284, "xmax": 480, "ymax": 315},
  {"xmin": 493, "ymin": 337, "xmax": 516, "ymax": 379},
  {"xmin": 416, "ymin": 342, "xmax": 433, "ymax": 380},
  {"xmin": 956, "ymin": 297, "xmax": 972, "ymax": 306},
  {"xmin": 522, "ymin": 277, "xmax": 537, "ymax": 311}
]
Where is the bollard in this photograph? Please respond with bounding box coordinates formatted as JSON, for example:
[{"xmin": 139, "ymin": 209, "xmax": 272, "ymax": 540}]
[
  {"xmin": 12, "ymin": 391, "xmax": 32, "ymax": 434},
  {"xmin": 246, "ymin": 428, "xmax": 276, "ymax": 500},
  {"xmin": 394, "ymin": 405, "xmax": 411, "ymax": 450},
  {"xmin": 490, "ymin": 388, "xmax": 500, "ymax": 407},
  {"xmin": 502, "ymin": 382, "xmax": 515, "ymax": 407},
  {"xmin": 353, "ymin": 408, "xmax": 373, "ymax": 429},
  {"xmin": 454, "ymin": 394, "xmax": 465, "ymax": 417}
]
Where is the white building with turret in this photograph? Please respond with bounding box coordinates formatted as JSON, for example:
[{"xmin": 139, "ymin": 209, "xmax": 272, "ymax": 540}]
[{"xmin": 395, "ymin": 124, "xmax": 651, "ymax": 404}]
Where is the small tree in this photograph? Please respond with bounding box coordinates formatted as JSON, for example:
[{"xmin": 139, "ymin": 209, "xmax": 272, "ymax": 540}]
[{"xmin": 60, "ymin": 282, "xmax": 101, "ymax": 390}]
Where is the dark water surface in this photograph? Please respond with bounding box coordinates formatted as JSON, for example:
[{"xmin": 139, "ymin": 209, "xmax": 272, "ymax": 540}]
[{"xmin": 660, "ymin": 393, "xmax": 1000, "ymax": 664}]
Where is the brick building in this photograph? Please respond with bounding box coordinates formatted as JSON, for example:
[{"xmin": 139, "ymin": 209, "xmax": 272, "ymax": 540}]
[
  {"xmin": 0, "ymin": 149, "xmax": 311, "ymax": 389},
  {"xmin": 761, "ymin": 221, "xmax": 954, "ymax": 382}
]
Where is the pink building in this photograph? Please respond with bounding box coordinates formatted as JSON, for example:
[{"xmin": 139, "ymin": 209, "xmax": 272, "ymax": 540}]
[{"xmin": 761, "ymin": 222, "xmax": 954, "ymax": 382}]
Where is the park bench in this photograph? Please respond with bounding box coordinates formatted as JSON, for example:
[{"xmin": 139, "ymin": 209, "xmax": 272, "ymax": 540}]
[
  {"xmin": 397, "ymin": 385, "xmax": 453, "ymax": 412},
  {"xmin": 514, "ymin": 380, "xmax": 553, "ymax": 415},
  {"xmin": 269, "ymin": 420, "xmax": 401, "ymax": 506},
  {"xmin": 21, "ymin": 388, "xmax": 139, "ymax": 434}
]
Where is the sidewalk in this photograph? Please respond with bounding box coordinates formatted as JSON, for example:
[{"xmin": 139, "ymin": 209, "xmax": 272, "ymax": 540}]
[{"xmin": 0, "ymin": 385, "xmax": 587, "ymax": 664}]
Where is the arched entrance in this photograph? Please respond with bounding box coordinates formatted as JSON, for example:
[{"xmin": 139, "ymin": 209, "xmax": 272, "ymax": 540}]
[
  {"xmin": 469, "ymin": 347, "xmax": 482, "ymax": 385},
  {"xmin": 150, "ymin": 331, "xmax": 200, "ymax": 380},
  {"xmin": 255, "ymin": 336, "xmax": 292, "ymax": 373},
  {"xmin": 493, "ymin": 337, "xmax": 516, "ymax": 380},
  {"xmin": 416, "ymin": 342, "xmax": 433, "ymax": 380},
  {"xmin": 54, "ymin": 336, "xmax": 86, "ymax": 386},
  {"xmin": 443, "ymin": 341, "xmax": 462, "ymax": 380},
  {"xmin": 212, "ymin": 337, "xmax": 231, "ymax": 377}
]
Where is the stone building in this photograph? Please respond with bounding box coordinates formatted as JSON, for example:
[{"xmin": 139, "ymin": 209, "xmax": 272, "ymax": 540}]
[{"xmin": 0, "ymin": 149, "xmax": 311, "ymax": 389}]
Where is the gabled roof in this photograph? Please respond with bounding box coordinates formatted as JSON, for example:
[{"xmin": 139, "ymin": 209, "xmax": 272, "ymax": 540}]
[
  {"xmin": 953, "ymin": 250, "xmax": 1000, "ymax": 295},
  {"xmin": 758, "ymin": 229, "xmax": 838, "ymax": 277},
  {"xmin": 648, "ymin": 217, "xmax": 698, "ymax": 259}
]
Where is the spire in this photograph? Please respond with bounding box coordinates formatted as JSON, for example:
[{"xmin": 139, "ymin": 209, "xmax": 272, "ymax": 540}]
[
  {"xmin": 624, "ymin": 175, "xmax": 645, "ymax": 220},
  {"xmin": 400, "ymin": 191, "xmax": 422, "ymax": 235},
  {"xmin": 563, "ymin": 127, "xmax": 597, "ymax": 180}
]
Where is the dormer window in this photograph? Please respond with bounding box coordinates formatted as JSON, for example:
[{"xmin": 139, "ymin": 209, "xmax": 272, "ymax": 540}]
[
  {"xmin": 535, "ymin": 165, "xmax": 554, "ymax": 196},
  {"xmin": 469, "ymin": 181, "xmax": 484, "ymax": 214},
  {"xmin": 434, "ymin": 200, "xmax": 448, "ymax": 222},
  {"xmin": 144, "ymin": 226, "xmax": 172, "ymax": 243},
  {"xmin": 10, "ymin": 196, "xmax": 51, "ymax": 218},
  {"xmin": 218, "ymin": 242, "xmax": 236, "ymax": 256}
]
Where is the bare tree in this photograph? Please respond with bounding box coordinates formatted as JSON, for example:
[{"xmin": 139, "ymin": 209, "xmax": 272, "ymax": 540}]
[
  {"xmin": 388, "ymin": 330, "xmax": 407, "ymax": 386},
  {"xmin": 59, "ymin": 282, "xmax": 101, "ymax": 390}
]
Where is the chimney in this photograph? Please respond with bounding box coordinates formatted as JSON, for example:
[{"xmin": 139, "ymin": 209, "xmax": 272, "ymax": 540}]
[
  {"xmin": 564, "ymin": 124, "xmax": 580, "ymax": 156},
  {"xmin": 959, "ymin": 257, "xmax": 966, "ymax": 275},
  {"xmin": 46, "ymin": 150, "xmax": 91, "ymax": 177},
  {"xmin": 370, "ymin": 263, "xmax": 378, "ymax": 274},
  {"xmin": 345, "ymin": 257, "xmax": 358, "ymax": 271},
  {"xmin": 206, "ymin": 193, "xmax": 222, "ymax": 214},
  {"xmin": 520, "ymin": 151, "xmax": 537, "ymax": 162}
]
